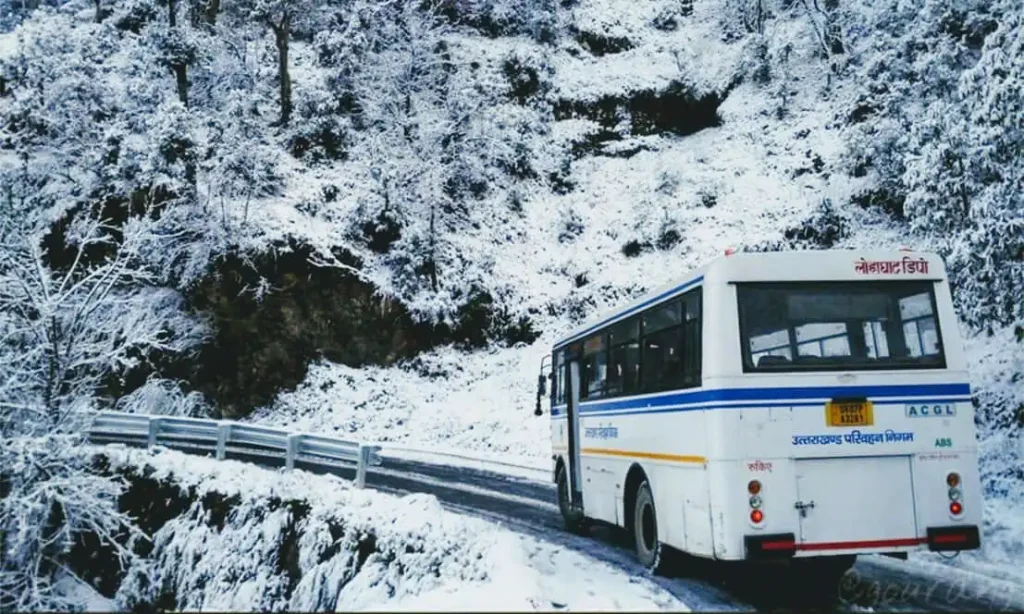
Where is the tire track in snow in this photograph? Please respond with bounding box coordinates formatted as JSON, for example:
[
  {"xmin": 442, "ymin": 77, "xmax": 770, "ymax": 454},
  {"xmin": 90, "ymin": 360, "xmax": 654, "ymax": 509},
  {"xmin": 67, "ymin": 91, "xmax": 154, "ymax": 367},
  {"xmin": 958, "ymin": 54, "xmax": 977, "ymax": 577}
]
[{"xmin": 365, "ymin": 467, "xmax": 751, "ymax": 611}]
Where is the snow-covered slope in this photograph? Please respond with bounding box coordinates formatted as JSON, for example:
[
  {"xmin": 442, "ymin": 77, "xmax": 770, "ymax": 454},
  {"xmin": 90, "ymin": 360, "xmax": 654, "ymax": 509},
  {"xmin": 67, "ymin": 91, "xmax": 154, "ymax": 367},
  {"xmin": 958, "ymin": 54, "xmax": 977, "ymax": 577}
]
[
  {"xmin": 248, "ymin": 19, "xmax": 845, "ymax": 467},
  {"xmin": 97, "ymin": 446, "xmax": 688, "ymax": 612}
]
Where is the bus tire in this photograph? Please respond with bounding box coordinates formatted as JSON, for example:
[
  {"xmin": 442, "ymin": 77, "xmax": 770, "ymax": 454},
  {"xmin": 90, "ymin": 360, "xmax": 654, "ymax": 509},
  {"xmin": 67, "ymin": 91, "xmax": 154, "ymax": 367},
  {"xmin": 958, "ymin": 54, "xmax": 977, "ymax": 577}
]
[
  {"xmin": 556, "ymin": 463, "xmax": 588, "ymax": 534},
  {"xmin": 633, "ymin": 480, "xmax": 664, "ymax": 573}
]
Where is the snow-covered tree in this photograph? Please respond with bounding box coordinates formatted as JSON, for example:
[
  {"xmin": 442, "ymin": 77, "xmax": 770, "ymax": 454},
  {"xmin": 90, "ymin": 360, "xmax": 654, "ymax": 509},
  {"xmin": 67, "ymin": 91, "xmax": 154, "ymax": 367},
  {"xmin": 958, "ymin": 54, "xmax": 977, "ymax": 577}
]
[
  {"xmin": 0, "ymin": 165, "xmax": 206, "ymax": 611},
  {"xmin": 0, "ymin": 210, "xmax": 207, "ymax": 435},
  {"xmin": 0, "ymin": 435, "xmax": 143, "ymax": 612},
  {"xmin": 841, "ymin": 0, "xmax": 1021, "ymax": 330},
  {"xmin": 338, "ymin": 0, "xmax": 553, "ymax": 325},
  {"xmin": 240, "ymin": 0, "xmax": 323, "ymax": 125},
  {"xmin": 150, "ymin": 0, "xmax": 202, "ymax": 107}
]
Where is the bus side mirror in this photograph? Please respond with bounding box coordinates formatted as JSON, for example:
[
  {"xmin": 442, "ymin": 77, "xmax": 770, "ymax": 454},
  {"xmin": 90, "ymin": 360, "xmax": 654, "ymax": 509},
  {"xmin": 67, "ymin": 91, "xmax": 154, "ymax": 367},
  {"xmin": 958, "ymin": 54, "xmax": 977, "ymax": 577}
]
[{"xmin": 534, "ymin": 374, "xmax": 545, "ymax": 416}]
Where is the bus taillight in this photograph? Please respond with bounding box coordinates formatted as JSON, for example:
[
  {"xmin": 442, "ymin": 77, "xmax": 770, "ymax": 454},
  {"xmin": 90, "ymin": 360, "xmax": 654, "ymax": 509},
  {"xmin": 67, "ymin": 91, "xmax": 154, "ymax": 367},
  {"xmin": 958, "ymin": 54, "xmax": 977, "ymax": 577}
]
[
  {"xmin": 950, "ymin": 501, "xmax": 963, "ymax": 515},
  {"xmin": 946, "ymin": 472, "xmax": 960, "ymax": 487},
  {"xmin": 750, "ymin": 509, "xmax": 764, "ymax": 523},
  {"xmin": 747, "ymin": 480, "xmax": 761, "ymax": 495}
]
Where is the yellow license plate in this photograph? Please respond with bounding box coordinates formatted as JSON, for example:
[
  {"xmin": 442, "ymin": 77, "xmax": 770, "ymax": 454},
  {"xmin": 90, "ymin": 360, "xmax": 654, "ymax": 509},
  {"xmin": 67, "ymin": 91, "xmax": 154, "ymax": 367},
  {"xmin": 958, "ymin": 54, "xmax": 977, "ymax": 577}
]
[{"xmin": 825, "ymin": 400, "xmax": 874, "ymax": 427}]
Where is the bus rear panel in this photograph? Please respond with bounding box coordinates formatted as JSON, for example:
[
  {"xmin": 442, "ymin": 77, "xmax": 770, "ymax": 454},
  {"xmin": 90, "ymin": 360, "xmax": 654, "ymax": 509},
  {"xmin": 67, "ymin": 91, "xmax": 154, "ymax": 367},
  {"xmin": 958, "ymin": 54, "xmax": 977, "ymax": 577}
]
[{"xmin": 710, "ymin": 252, "xmax": 981, "ymax": 561}]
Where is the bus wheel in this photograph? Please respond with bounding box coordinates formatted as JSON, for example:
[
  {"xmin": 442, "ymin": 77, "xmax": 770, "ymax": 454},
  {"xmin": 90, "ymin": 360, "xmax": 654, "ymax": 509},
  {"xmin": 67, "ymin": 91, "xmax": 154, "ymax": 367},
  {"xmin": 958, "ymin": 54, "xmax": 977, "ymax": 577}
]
[
  {"xmin": 556, "ymin": 464, "xmax": 588, "ymax": 534},
  {"xmin": 633, "ymin": 480, "xmax": 664, "ymax": 573}
]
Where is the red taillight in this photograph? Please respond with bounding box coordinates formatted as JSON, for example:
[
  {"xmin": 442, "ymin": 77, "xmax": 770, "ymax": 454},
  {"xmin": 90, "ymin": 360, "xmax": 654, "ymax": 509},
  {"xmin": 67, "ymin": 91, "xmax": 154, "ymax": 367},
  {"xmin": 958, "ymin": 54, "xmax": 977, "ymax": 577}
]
[
  {"xmin": 760, "ymin": 537, "xmax": 795, "ymax": 551},
  {"xmin": 950, "ymin": 501, "xmax": 963, "ymax": 515},
  {"xmin": 932, "ymin": 533, "xmax": 969, "ymax": 545},
  {"xmin": 747, "ymin": 480, "xmax": 762, "ymax": 495},
  {"xmin": 750, "ymin": 509, "xmax": 764, "ymax": 523},
  {"xmin": 947, "ymin": 472, "xmax": 961, "ymax": 488}
]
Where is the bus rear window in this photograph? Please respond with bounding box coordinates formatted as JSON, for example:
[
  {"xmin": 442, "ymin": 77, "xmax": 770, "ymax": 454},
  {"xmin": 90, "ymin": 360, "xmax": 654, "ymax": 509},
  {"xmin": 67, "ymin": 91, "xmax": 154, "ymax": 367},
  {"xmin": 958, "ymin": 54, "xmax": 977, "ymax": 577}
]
[{"xmin": 737, "ymin": 281, "xmax": 946, "ymax": 372}]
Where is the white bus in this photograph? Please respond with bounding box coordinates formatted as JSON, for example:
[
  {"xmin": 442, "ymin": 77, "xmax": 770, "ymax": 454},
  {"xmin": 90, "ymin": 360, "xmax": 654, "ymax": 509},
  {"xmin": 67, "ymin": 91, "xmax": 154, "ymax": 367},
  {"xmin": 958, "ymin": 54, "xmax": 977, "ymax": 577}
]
[{"xmin": 535, "ymin": 249, "xmax": 981, "ymax": 587}]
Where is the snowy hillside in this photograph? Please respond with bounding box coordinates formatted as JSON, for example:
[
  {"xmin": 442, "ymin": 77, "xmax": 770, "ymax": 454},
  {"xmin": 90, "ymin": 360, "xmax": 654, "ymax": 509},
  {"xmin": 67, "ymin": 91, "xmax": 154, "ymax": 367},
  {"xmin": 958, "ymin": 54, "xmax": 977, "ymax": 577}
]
[{"xmin": 245, "ymin": 0, "xmax": 854, "ymax": 463}]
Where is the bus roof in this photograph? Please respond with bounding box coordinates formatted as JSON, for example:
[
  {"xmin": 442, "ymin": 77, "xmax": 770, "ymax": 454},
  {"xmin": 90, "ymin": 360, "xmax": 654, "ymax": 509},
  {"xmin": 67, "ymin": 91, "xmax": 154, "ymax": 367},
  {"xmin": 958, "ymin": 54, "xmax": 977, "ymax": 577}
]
[
  {"xmin": 552, "ymin": 248, "xmax": 946, "ymax": 349},
  {"xmin": 553, "ymin": 261, "xmax": 712, "ymax": 350}
]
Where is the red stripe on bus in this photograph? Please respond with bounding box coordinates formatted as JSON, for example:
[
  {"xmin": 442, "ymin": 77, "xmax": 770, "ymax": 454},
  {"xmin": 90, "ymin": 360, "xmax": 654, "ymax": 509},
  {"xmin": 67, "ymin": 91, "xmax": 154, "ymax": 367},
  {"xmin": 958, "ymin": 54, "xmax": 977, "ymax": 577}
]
[
  {"xmin": 796, "ymin": 537, "xmax": 927, "ymax": 551},
  {"xmin": 761, "ymin": 540, "xmax": 796, "ymax": 551}
]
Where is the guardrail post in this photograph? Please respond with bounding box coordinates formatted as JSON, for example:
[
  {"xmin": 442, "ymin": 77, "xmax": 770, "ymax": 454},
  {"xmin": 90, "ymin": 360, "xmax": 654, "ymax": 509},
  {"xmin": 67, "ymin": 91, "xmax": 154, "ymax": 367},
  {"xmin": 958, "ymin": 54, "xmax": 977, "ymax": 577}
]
[
  {"xmin": 367, "ymin": 445, "xmax": 382, "ymax": 468},
  {"xmin": 354, "ymin": 446, "xmax": 370, "ymax": 489},
  {"xmin": 147, "ymin": 418, "xmax": 162, "ymax": 447},
  {"xmin": 216, "ymin": 423, "xmax": 231, "ymax": 460},
  {"xmin": 354, "ymin": 446, "xmax": 382, "ymax": 489},
  {"xmin": 286, "ymin": 434, "xmax": 302, "ymax": 471}
]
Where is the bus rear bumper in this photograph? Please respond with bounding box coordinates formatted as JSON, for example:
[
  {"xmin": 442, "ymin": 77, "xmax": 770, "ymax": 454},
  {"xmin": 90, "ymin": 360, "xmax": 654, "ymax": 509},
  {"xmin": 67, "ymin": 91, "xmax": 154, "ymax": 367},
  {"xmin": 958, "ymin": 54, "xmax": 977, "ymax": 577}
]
[
  {"xmin": 744, "ymin": 533, "xmax": 797, "ymax": 560},
  {"xmin": 744, "ymin": 525, "xmax": 981, "ymax": 560},
  {"xmin": 926, "ymin": 525, "xmax": 981, "ymax": 552}
]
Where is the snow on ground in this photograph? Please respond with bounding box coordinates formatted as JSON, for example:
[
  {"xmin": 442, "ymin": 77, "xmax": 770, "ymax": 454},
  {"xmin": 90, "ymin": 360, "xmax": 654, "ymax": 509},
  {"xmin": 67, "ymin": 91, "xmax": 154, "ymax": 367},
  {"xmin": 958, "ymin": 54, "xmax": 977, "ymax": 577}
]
[
  {"xmin": 379, "ymin": 446, "xmax": 551, "ymax": 482},
  {"xmin": 865, "ymin": 554, "xmax": 1024, "ymax": 612},
  {"xmin": 0, "ymin": 30, "xmax": 17, "ymax": 59},
  {"xmin": 97, "ymin": 446, "xmax": 688, "ymax": 612},
  {"xmin": 55, "ymin": 571, "xmax": 117, "ymax": 613},
  {"xmin": 249, "ymin": 342, "xmax": 553, "ymax": 469}
]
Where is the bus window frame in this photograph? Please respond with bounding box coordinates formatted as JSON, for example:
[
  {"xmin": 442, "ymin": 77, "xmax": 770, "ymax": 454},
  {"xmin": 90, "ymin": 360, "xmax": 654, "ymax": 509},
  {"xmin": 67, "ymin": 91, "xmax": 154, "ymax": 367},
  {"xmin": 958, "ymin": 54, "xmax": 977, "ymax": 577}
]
[
  {"xmin": 639, "ymin": 289, "xmax": 702, "ymax": 394},
  {"xmin": 735, "ymin": 280, "xmax": 948, "ymax": 373},
  {"xmin": 554, "ymin": 285, "xmax": 704, "ymax": 402}
]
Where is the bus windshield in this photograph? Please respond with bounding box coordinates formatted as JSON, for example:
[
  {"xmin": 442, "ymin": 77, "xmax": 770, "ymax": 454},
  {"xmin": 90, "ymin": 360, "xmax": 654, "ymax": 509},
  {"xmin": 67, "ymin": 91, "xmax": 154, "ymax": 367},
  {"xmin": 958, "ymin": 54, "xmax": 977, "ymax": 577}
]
[{"xmin": 737, "ymin": 281, "xmax": 946, "ymax": 372}]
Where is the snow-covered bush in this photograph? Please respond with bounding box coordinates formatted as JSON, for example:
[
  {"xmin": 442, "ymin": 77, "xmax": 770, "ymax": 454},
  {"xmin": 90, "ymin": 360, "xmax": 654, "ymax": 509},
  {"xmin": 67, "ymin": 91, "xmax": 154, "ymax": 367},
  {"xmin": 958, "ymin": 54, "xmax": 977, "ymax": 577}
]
[
  {"xmin": 0, "ymin": 436, "xmax": 141, "ymax": 612},
  {"xmin": 964, "ymin": 326, "xmax": 1024, "ymax": 572},
  {"xmin": 113, "ymin": 378, "xmax": 211, "ymax": 418}
]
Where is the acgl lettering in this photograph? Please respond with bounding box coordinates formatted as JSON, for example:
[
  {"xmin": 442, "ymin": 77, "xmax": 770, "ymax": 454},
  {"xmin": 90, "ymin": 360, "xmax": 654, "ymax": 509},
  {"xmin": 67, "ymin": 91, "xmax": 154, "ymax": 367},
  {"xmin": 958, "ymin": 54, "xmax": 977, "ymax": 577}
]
[{"xmin": 906, "ymin": 404, "xmax": 956, "ymax": 418}]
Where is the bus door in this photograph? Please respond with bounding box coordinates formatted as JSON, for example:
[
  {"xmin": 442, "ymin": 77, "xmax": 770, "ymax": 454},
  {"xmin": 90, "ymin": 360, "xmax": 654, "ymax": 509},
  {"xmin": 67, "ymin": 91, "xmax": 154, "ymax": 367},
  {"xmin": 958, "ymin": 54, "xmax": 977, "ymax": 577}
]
[{"xmin": 566, "ymin": 348, "xmax": 584, "ymax": 511}]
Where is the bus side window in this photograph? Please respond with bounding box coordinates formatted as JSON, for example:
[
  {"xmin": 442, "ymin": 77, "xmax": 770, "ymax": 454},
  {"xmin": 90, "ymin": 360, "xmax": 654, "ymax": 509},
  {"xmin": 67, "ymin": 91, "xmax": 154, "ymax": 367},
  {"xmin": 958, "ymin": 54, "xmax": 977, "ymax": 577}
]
[
  {"xmin": 582, "ymin": 334, "xmax": 607, "ymax": 400},
  {"xmin": 606, "ymin": 317, "xmax": 640, "ymax": 398},
  {"xmin": 899, "ymin": 291, "xmax": 940, "ymax": 356},
  {"xmin": 553, "ymin": 352, "xmax": 565, "ymax": 405},
  {"xmin": 641, "ymin": 300, "xmax": 683, "ymax": 393},
  {"xmin": 681, "ymin": 289, "xmax": 702, "ymax": 388}
]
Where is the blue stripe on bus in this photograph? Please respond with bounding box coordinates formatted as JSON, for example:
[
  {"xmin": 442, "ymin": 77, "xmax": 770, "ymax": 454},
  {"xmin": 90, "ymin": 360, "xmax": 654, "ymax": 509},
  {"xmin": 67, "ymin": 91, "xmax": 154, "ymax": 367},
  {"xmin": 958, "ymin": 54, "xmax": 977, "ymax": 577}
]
[
  {"xmin": 554, "ymin": 276, "xmax": 704, "ymax": 348},
  {"xmin": 572, "ymin": 397, "xmax": 971, "ymax": 418},
  {"xmin": 548, "ymin": 382, "xmax": 972, "ymax": 417}
]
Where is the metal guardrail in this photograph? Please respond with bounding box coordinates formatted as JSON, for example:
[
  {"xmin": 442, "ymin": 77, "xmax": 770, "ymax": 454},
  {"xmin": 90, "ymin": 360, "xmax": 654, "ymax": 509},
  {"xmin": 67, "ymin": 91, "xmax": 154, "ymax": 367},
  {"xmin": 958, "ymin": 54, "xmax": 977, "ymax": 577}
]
[{"xmin": 88, "ymin": 412, "xmax": 383, "ymax": 488}]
